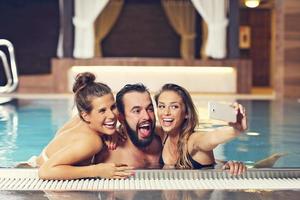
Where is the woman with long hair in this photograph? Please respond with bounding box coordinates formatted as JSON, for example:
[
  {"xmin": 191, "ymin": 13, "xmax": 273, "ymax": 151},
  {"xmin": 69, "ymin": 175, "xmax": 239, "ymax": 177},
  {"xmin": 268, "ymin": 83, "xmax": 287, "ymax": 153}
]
[{"xmin": 155, "ymin": 83, "xmax": 247, "ymax": 174}]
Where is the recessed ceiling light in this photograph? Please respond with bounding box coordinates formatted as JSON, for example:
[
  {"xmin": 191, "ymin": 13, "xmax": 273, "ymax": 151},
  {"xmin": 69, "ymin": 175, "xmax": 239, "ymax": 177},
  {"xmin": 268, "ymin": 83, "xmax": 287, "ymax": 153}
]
[{"xmin": 245, "ymin": 0, "xmax": 260, "ymax": 8}]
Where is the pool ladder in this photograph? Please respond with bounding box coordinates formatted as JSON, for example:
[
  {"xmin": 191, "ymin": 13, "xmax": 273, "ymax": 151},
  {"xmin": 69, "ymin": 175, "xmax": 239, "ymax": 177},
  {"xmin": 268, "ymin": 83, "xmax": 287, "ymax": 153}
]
[{"xmin": 0, "ymin": 39, "xmax": 18, "ymax": 93}]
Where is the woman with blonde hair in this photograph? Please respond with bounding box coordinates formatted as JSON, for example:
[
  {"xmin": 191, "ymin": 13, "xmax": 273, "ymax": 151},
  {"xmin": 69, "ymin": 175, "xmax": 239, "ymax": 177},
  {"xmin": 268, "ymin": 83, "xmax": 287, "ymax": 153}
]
[{"xmin": 155, "ymin": 83, "xmax": 247, "ymax": 174}]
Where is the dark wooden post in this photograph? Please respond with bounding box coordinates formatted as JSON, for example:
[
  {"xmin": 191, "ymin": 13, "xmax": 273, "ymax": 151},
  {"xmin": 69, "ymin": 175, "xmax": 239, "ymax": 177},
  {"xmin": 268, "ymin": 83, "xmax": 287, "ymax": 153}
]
[
  {"xmin": 59, "ymin": 0, "xmax": 74, "ymax": 57},
  {"xmin": 228, "ymin": 0, "xmax": 240, "ymax": 58}
]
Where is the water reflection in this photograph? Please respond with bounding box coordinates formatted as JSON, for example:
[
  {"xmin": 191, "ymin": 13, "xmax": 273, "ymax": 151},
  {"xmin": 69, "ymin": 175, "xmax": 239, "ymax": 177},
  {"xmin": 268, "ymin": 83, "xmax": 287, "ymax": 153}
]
[
  {"xmin": 220, "ymin": 99, "xmax": 300, "ymax": 167},
  {"xmin": 0, "ymin": 98, "xmax": 72, "ymax": 167},
  {"xmin": 0, "ymin": 100, "xmax": 18, "ymax": 166},
  {"xmin": 191, "ymin": 99, "xmax": 300, "ymax": 167},
  {"xmin": 1, "ymin": 190, "xmax": 299, "ymax": 200}
]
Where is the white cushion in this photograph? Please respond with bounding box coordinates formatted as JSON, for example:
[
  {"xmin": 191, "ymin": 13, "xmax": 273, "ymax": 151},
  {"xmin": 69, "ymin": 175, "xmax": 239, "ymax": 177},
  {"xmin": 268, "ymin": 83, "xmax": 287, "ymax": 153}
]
[{"xmin": 68, "ymin": 66, "xmax": 237, "ymax": 93}]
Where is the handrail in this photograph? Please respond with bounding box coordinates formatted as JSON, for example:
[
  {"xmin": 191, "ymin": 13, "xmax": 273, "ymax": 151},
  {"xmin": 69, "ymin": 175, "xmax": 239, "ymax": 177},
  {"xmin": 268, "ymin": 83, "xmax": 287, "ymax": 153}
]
[
  {"xmin": 0, "ymin": 50, "xmax": 13, "ymax": 92},
  {"xmin": 0, "ymin": 39, "xmax": 19, "ymax": 93}
]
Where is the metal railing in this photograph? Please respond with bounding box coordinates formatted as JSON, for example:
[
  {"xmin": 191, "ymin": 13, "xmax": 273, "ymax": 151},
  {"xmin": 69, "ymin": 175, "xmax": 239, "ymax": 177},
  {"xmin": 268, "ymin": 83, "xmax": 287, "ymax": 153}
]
[{"xmin": 0, "ymin": 39, "xmax": 18, "ymax": 93}]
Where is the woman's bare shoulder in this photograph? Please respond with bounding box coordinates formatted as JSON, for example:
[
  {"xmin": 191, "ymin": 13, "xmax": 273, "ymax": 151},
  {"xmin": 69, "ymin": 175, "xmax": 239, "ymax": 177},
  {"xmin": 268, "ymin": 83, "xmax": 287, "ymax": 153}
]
[
  {"xmin": 56, "ymin": 115, "xmax": 82, "ymax": 136},
  {"xmin": 79, "ymin": 131, "xmax": 103, "ymax": 147},
  {"xmin": 187, "ymin": 131, "xmax": 207, "ymax": 148}
]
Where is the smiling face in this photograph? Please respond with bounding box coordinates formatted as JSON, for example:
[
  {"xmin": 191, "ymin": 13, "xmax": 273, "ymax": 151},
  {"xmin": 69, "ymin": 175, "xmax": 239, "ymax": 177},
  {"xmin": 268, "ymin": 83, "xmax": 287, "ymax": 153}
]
[
  {"xmin": 157, "ymin": 90, "xmax": 187, "ymax": 135},
  {"xmin": 121, "ymin": 91, "xmax": 156, "ymax": 147},
  {"xmin": 82, "ymin": 93, "xmax": 118, "ymax": 135}
]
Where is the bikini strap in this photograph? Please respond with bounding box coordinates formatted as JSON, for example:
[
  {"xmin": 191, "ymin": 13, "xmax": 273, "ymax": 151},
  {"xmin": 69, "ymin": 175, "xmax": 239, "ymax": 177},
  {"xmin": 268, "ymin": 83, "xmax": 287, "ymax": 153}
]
[{"xmin": 162, "ymin": 135, "xmax": 169, "ymax": 145}]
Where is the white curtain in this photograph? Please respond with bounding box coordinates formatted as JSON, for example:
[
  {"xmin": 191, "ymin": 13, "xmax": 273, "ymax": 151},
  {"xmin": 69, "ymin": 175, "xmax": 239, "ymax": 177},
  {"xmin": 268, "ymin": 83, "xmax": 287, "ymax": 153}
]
[
  {"xmin": 191, "ymin": 0, "xmax": 228, "ymax": 59},
  {"xmin": 56, "ymin": 0, "xmax": 64, "ymax": 58},
  {"xmin": 73, "ymin": 0, "xmax": 109, "ymax": 58}
]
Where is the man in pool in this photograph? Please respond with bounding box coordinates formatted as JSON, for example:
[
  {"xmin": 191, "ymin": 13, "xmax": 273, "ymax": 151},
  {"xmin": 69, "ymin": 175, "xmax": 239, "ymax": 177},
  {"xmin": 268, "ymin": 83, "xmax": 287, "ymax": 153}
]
[
  {"xmin": 94, "ymin": 83, "xmax": 162, "ymax": 168},
  {"xmin": 95, "ymin": 83, "xmax": 246, "ymax": 172}
]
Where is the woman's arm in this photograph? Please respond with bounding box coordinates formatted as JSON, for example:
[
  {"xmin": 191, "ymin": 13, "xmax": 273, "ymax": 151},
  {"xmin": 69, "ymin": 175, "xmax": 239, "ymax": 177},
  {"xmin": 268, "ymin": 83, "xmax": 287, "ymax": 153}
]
[
  {"xmin": 38, "ymin": 135, "xmax": 133, "ymax": 180},
  {"xmin": 190, "ymin": 103, "xmax": 247, "ymax": 151}
]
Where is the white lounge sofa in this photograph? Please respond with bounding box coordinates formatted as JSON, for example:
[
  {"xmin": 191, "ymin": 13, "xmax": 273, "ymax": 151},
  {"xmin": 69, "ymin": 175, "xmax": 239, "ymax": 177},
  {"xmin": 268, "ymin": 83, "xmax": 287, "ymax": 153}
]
[{"xmin": 68, "ymin": 66, "xmax": 237, "ymax": 93}]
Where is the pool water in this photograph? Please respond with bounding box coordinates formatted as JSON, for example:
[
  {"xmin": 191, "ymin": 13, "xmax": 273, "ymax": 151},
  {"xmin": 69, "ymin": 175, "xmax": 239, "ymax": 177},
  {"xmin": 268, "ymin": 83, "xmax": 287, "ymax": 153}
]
[
  {"xmin": 0, "ymin": 98, "xmax": 300, "ymax": 168},
  {"xmin": 0, "ymin": 99, "xmax": 72, "ymax": 167},
  {"xmin": 226, "ymin": 99, "xmax": 300, "ymax": 167}
]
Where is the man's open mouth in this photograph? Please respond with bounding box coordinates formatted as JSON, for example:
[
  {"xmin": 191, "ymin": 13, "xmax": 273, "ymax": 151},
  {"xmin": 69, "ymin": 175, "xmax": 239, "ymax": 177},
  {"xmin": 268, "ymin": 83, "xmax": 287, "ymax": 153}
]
[{"xmin": 137, "ymin": 121, "xmax": 151, "ymax": 138}]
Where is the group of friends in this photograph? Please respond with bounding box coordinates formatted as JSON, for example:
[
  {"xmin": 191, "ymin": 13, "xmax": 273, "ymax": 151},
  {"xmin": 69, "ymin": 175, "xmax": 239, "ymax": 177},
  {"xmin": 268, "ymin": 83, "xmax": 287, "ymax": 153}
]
[{"xmin": 22, "ymin": 72, "xmax": 248, "ymax": 180}]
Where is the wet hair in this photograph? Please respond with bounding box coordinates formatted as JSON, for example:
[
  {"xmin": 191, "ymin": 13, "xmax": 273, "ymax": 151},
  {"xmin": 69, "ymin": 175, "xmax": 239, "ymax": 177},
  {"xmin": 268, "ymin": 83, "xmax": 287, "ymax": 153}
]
[
  {"xmin": 116, "ymin": 83, "xmax": 149, "ymax": 115},
  {"xmin": 154, "ymin": 83, "xmax": 199, "ymax": 169},
  {"xmin": 73, "ymin": 72, "xmax": 112, "ymax": 121}
]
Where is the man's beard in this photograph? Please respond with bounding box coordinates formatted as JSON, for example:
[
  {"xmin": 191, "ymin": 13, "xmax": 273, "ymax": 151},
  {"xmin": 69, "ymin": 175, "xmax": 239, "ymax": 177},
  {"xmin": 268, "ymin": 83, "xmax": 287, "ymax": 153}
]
[{"xmin": 124, "ymin": 120, "xmax": 155, "ymax": 148}]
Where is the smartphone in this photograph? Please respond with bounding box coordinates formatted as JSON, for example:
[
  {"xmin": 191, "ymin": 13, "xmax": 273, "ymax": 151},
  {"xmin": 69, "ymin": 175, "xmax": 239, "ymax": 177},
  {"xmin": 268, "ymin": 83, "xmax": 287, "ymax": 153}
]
[{"xmin": 208, "ymin": 101, "xmax": 236, "ymax": 122}]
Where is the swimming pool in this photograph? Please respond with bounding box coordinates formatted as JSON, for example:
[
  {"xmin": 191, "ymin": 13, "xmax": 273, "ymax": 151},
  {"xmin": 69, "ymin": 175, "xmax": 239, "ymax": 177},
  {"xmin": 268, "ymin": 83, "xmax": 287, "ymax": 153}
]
[
  {"xmin": 0, "ymin": 97, "xmax": 300, "ymax": 168},
  {"xmin": 0, "ymin": 98, "xmax": 72, "ymax": 167}
]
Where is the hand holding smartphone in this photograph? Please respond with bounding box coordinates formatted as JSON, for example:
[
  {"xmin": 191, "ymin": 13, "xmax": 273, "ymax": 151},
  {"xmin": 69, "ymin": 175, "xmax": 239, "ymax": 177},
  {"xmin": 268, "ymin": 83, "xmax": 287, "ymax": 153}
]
[{"xmin": 208, "ymin": 101, "xmax": 236, "ymax": 123}]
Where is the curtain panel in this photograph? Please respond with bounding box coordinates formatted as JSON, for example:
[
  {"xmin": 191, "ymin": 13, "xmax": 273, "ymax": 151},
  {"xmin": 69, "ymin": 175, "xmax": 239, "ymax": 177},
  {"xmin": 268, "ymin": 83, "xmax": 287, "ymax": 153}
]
[
  {"xmin": 73, "ymin": 0, "xmax": 109, "ymax": 58},
  {"xmin": 162, "ymin": 0, "xmax": 196, "ymax": 60},
  {"xmin": 191, "ymin": 0, "xmax": 228, "ymax": 59},
  {"xmin": 94, "ymin": 0, "xmax": 124, "ymax": 57},
  {"xmin": 57, "ymin": 0, "xmax": 64, "ymax": 58}
]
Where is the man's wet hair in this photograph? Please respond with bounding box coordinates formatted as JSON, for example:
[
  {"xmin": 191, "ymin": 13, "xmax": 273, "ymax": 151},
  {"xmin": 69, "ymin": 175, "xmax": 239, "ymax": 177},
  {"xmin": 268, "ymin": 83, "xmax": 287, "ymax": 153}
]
[{"xmin": 116, "ymin": 83, "xmax": 149, "ymax": 115}]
